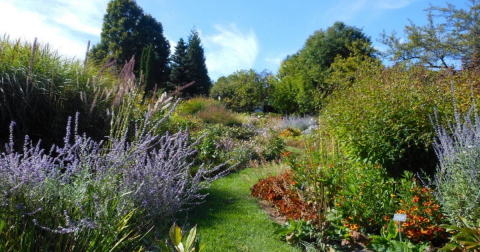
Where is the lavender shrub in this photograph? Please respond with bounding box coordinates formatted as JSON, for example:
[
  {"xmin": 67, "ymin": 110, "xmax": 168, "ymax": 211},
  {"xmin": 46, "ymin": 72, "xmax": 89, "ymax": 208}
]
[
  {"xmin": 431, "ymin": 86, "xmax": 480, "ymax": 225},
  {"xmin": 0, "ymin": 101, "xmax": 230, "ymax": 250}
]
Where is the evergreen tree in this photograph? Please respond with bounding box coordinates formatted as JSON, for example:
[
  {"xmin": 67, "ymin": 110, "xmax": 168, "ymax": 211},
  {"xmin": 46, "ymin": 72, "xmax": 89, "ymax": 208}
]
[
  {"xmin": 169, "ymin": 38, "xmax": 190, "ymax": 91},
  {"xmin": 140, "ymin": 44, "xmax": 156, "ymax": 91},
  {"xmin": 91, "ymin": 0, "xmax": 170, "ymax": 92},
  {"xmin": 184, "ymin": 29, "xmax": 211, "ymax": 96}
]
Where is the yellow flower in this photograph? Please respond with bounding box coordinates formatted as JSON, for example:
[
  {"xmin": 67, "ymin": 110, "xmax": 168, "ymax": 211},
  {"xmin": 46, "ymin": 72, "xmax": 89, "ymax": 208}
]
[{"xmin": 391, "ymin": 194, "xmax": 395, "ymax": 197}]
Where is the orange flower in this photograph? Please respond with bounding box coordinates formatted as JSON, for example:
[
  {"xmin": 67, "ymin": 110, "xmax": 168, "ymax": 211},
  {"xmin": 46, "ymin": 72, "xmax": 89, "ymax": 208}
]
[
  {"xmin": 425, "ymin": 208, "xmax": 432, "ymax": 215},
  {"xmin": 349, "ymin": 224, "xmax": 359, "ymax": 231},
  {"xmin": 413, "ymin": 195, "xmax": 420, "ymax": 203}
]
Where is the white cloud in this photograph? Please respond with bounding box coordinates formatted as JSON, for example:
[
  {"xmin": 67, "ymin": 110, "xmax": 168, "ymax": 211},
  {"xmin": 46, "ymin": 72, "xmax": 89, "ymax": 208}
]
[
  {"xmin": 265, "ymin": 56, "xmax": 283, "ymax": 66},
  {"xmin": 326, "ymin": 0, "xmax": 418, "ymax": 22},
  {"xmin": 0, "ymin": 0, "xmax": 107, "ymax": 59},
  {"xmin": 203, "ymin": 24, "xmax": 259, "ymax": 80}
]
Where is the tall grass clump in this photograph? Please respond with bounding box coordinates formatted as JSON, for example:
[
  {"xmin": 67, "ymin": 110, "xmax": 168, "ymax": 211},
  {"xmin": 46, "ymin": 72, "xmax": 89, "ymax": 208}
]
[
  {"xmin": 431, "ymin": 85, "xmax": 480, "ymax": 225},
  {"xmin": 0, "ymin": 100, "xmax": 228, "ymax": 251},
  {"xmin": 0, "ymin": 35, "xmax": 116, "ymax": 149},
  {"xmin": 320, "ymin": 62, "xmax": 463, "ymax": 176}
]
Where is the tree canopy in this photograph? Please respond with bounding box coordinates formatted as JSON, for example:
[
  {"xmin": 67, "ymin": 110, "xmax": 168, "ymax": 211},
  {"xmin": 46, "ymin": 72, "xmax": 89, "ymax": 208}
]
[
  {"xmin": 210, "ymin": 69, "xmax": 270, "ymax": 112},
  {"xmin": 91, "ymin": 0, "xmax": 170, "ymax": 91},
  {"xmin": 269, "ymin": 21, "xmax": 375, "ymax": 114},
  {"xmin": 380, "ymin": 0, "xmax": 480, "ymax": 69}
]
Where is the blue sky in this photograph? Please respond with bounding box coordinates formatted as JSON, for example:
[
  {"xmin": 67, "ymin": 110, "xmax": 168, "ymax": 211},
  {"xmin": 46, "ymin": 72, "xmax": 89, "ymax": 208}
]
[{"xmin": 0, "ymin": 0, "xmax": 471, "ymax": 80}]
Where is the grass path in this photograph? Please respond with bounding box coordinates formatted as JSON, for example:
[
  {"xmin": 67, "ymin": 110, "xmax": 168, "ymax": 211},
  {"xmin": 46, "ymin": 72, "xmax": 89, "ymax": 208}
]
[{"xmin": 186, "ymin": 167, "xmax": 302, "ymax": 252}]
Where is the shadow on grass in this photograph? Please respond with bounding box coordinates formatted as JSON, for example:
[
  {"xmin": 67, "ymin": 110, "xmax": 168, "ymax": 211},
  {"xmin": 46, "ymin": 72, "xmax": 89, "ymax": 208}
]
[{"xmin": 185, "ymin": 186, "xmax": 247, "ymax": 229}]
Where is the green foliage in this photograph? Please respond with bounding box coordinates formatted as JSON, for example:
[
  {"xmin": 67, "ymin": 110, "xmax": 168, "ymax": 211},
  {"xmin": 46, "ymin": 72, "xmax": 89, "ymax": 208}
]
[
  {"xmin": 177, "ymin": 97, "xmax": 241, "ymax": 127},
  {"xmin": 185, "ymin": 168, "xmax": 301, "ymax": 252},
  {"xmin": 269, "ymin": 22, "xmax": 375, "ymax": 114},
  {"xmin": 274, "ymin": 219, "xmax": 317, "ymax": 245},
  {"xmin": 321, "ymin": 64, "xmax": 454, "ymax": 175},
  {"xmin": 0, "ymin": 166, "xmax": 147, "ymax": 251},
  {"xmin": 182, "ymin": 29, "xmax": 211, "ymax": 97},
  {"xmin": 91, "ymin": 0, "xmax": 170, "ymax": 91},
  {"xmin": 0, "ymin": 36, "xmax": 114, "ymax": 149},
  {"xmin": 140, "ymin": 44, "xmax": 160, "ymax": 92},
  {"xmin": 177, "ymin": 97, "xmax": 218, "ymax": 115},
  {"xmin": 268, "ymin": 53, "xmax": 319, "ymax": 114},
  {"xmin": 369, "ymin": 221, "xmax": 429, "ymax": 252},
  {"xmin": 334, "ymin": 163, "xmax": 398, "ymax": 234},
  {"xmin": 380, "ymin": 0, "xmax": 480, "ymax": 69},
  {"xmin": 369, "ymin": 220, "xmax": 400, "ymax": 249},
  {"xmin": 210, "ymin": 69, "xmax": 269, "ymax": 112},
  {"xmin": 327, "ymin": 40, "xmax": 382, "ymax": 90},
  {"xmin": 442, "ymin": 216, "xmax": 480, "ymax": 252},
  {"xmin": 170, "ymin": 38, "xmax": 190, "ymax": 90},
  {"xmin": 158, "ymin": 223, "xmax": 205, "ymax": 252}
]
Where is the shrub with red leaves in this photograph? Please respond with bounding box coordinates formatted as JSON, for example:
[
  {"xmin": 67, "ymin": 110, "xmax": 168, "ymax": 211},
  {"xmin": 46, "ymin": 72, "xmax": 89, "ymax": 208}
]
[{"xmin": 251, "ymin": 171, "xmax": 318, "ymax": 222}]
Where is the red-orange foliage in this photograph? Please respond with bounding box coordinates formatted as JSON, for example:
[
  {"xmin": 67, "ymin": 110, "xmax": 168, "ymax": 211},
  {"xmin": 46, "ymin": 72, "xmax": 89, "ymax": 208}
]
[{"xmin": 251, "ymin": 171, "xmax": 318, "ymax": 222}]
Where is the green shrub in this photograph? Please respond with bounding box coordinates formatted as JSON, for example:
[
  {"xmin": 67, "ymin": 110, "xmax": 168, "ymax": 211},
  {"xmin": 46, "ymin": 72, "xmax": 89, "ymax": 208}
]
[
  {"xmin": 177, "ymin": 97, "xmax": 220, "ymax": 115},
  {"xmin": 177, "ymin": 97, "xmax": 241, "ymax": 127},
  {"xmin": 321, "ymin": 63, "xmax": 459, "ymax": 176}
]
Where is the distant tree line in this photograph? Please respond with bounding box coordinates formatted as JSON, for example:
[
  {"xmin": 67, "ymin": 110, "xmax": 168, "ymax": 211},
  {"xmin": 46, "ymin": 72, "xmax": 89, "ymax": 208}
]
[
  {"xmin": 211, "ymin": 21, "xmax": 378, "ymax": 114},
  {"xmin": 91, "ymin": 0, "xmax": 211, "ymax": 97},
  {"xmin": 211, "ymin": 0, "xmax": 480, "ymax": 115}
]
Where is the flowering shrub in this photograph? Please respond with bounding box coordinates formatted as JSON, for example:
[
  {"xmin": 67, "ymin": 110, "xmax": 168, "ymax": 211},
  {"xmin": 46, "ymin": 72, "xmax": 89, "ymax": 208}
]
[
  {"xmin": 395, "ymin": 172, "xmax": 447, "ymax": 244},
  {"xmin": 335, "ymin": 164, "xmax": 398, "ymax": 234},
  {"xmin": 431, "ymin": 94, "xmax": 480, "ymax": 225},
  {"xmin": 0, "ymin": 105, "xmax": 228, "ymax": 250}
]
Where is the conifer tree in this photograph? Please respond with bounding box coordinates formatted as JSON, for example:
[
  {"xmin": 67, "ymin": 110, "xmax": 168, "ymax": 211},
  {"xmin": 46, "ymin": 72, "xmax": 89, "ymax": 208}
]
[
  {"xmin": 169, "ymin": 38, "xmax": 190, "ymax": 91},
  {"xmin": 184, "ymin": 29, "xmax": 211, "ymax": 96},
  {"xmin": 91, "ymin": 0, "xmax": 170, "ymax": 92}
]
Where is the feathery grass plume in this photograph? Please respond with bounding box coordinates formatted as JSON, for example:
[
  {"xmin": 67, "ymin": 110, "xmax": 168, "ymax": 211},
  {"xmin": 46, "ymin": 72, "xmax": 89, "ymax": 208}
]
[
  {"xmin": 170, "ymin": 81, "xmax": 195, "ymax": 97},
  {"xmin": 0, "ymin": 36, "xmax": 116, "ymax": 149}
]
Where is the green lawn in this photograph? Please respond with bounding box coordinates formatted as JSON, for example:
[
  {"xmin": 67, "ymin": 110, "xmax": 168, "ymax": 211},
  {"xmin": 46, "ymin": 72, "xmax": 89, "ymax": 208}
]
[{"xmin": 186, "ymin": 167, "xmax": 302, "ymax": 252}]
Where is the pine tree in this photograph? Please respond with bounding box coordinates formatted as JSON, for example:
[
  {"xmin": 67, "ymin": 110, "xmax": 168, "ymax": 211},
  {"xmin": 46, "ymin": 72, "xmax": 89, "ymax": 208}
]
[
  {"xmin": 91, "ymin": 0, "xmax": 170, "ymax": 92},
  {"xmin": 169, "ymin": 38, "xmax": 190, "ymax": 91},
  {"xmin": 184, "ymin": 29, "xmax": 211, "ymax": 96}
]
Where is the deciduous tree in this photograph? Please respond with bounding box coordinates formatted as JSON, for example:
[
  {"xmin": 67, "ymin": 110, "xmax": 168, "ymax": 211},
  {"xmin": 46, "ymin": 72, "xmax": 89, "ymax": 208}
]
[{"xmin": 379, "ymin": 0, "xmax": 480, "ymax": 69}]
